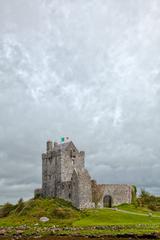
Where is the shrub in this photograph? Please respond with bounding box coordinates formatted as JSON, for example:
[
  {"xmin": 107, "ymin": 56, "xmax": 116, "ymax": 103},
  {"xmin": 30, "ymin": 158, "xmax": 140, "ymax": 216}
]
[
  {"xmin": 137, "ymin": 189, "xmax": 160, "ymax": 211},
  {"xmin": 0, "ymin": 203, "xmax": 15, "ymax": 218},
  {"xmin": 15, "ymin": 198, "xmax": 25, "ymax": 214},
  {"xmin": 148, "ymin": 203, "xmax": 157, "ymax": 211},
  {"xmin": 18, "ymin": 204, "xmax": 32, "ymax": 216},
  {"xmin": 131, "ymin": 185, "xmax": 137, "ymax": 205},
  {"xmin": 52, "ymin": 207, "xmax": 77, "ymax": 219},
  {"xmin": 34, "ymin": 193, "xmax": 42, "ymax": 199}
]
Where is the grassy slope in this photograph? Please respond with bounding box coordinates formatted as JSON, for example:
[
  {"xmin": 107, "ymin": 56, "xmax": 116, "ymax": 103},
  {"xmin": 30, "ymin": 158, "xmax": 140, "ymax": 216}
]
[
  {"xmin": 74, "ymin": 208, "xmax": 160, "ymax": 226},
  {"xmin": 0, "ymin": 198, "xmax": 81, "ymax": 227},
  {"xmin": 118, "ymin": 204, "xmax": 155, "ymax": 214},
  {"xmin": 0, "ymin": 199, "xmax": 160, "ymax": 235}
]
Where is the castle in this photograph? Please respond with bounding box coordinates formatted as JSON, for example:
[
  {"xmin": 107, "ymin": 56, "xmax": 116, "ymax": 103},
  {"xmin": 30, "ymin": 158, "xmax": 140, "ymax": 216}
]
[{"xmin": 35, "ymin": 139, "xmax": 132, "ymax": 209}]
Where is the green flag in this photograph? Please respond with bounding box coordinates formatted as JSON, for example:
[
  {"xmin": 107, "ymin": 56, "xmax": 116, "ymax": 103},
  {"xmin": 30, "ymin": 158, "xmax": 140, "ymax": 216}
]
[{"xmin": 61, "ymin": 137, "xmax": 65, "ymax": 143}]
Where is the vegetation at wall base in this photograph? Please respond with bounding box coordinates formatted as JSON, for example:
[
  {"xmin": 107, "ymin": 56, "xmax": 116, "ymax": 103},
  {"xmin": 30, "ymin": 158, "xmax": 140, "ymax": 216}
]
[{"xmin": 136, "ymin": 189, "xmax": 160, "ymax": 211}]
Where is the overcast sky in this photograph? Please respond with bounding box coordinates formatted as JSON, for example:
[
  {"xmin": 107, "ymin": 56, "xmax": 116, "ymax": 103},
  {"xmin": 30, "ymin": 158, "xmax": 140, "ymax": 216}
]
[{"xmin": 0, "ymin": 0, "xmax": 160, "ymax": 204}]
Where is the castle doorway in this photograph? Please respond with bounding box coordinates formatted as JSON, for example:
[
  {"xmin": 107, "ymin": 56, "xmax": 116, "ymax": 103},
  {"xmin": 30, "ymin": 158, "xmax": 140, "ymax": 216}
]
[{"xmin": 103, "ymin": 195, "xmax": 112, "ymax": 208}]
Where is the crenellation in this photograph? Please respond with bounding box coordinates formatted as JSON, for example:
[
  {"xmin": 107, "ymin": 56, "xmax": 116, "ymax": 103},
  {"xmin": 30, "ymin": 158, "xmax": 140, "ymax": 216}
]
[{"xmin": 46, "ymin": 140, "xmax": 52, "ymax": 152}]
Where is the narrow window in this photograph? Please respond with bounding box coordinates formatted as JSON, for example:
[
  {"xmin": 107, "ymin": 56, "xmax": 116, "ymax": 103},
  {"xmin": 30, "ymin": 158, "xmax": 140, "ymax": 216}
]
[
  {"xmin": 70, "ymin": 149, "xmax": 76, "ymax": 158},
  {"xmin": 49, "ymin": 158, "xmax": 52, "ymax": 164},
  {"xmin": 70, "ymin": 150, "xmax": 73, "ymax": 158}
]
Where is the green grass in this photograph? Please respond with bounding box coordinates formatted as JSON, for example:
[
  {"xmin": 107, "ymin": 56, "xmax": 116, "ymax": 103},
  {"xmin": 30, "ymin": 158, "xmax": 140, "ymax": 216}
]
[
  {"xmin": 0, "ymin": 198, "xmax": 81, "ymax": 226},
  {"xmin": 118, "ymin": 203, "xmax": 152, "ymax": 214},
  {"xmin": 74, "ymin": 208, "xmax": 160, "ymax": 227},
  {"xmin": 117, "ymin": 203, "xmax": 160, "ymax": 217},
  {"xmin": 1, "ymin": 199, "xmax": 160, "ymax": 236}
]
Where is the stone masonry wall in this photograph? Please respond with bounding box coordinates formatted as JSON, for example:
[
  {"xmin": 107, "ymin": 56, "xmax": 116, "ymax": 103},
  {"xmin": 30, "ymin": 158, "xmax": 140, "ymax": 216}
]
[
  {"xmin": 61, "ymin": 144, "xmax": 84, "ymax": 182},
  {"xmin": 76, "ymin": 169, "xmax": 93, "ymax": 209},
  {"xmin": 97, "ymin": 184, "xmax": 132, "ymax": 207},
  {"xmin": 42, "ymin": 149, "xmax": 62, "ymax": 197},
  {"xmin": 71, "ymin": 170, "xmax": 79, "ymax": 208},
  {"xmin": 60, "ymin": 181, "xmax": 72, "ymax": 202}
]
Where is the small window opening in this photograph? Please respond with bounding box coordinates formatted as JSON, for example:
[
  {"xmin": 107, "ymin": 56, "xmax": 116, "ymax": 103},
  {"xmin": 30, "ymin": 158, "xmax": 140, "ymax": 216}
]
[
  {"xmin": 70, "ymin": 150, "xmax": 73, "ymax": 158},
  {"xmin": 49, "ymin": 158, "xmax": 52, "ymax": 164},
  {"xmin": 70, "ymin": 149, "xmax": 76, "ymax": 158},
  {"xmin": 72, "ymin": 159, "xmax": 75, "ymax": 165}
]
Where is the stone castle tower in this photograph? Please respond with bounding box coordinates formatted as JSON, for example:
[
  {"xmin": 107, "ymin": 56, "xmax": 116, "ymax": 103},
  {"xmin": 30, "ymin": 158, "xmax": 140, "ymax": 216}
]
[
  {"xmin": 37, "ymin": 140, "xmax": 93, "ymax": 208},
  {"xmin": 35, "ymin": 138, "xmax": 132, "ymax": 209}
]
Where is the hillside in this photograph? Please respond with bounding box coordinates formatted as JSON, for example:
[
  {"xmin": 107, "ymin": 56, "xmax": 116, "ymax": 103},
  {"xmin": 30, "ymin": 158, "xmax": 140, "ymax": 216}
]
[
  {"xmin": 0, "ymin": 198, "xmax": 81, "ymax": 226},
  {"xmin": 1, "ymin": 199, "xmax": 160, "ymax": 227},
  {"xmin": 1, "ymin": 199, "xmax": 160, "ymax": 237},
  {"xmin": 74, "ymin": 205, "xmax": 160, "ymax": 227}
]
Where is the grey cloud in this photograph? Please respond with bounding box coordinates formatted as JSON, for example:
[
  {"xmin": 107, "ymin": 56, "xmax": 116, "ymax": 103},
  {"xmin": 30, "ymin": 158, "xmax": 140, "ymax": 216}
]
[{"xmin": 0, "ymin": 0, "xmax": 160, "ymax": 203}]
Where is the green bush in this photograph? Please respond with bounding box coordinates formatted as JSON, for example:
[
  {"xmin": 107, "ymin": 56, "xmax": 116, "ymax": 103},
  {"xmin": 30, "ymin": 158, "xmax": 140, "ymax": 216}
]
[
  {"xmin": 137, "ymin": 189, "xmax": 160, "ymax": 211},
  {"xmin": 131, "ymin": 185, "xmax": 137, "ymax": 205},
  {"xmin": 18, "ymin": 204, "xmax": 32, "ymax": 216},
  {"xmin": 0, "ymin": 203, "xmax": 15, "ymax": 218},
  {"xmin": 148, "ymin": 203, "xmax": 157, "ymax": 211},
  {"xmin": 34, "ymin": 193, "xmax": 42, "ymax": 199},
  {"xmin": 15, "ymin": 198, "xmax": 25, "ymax": 214},
  {"xmin": 52, "ymin": 207, "xmax": 77, "ymax": 219}
]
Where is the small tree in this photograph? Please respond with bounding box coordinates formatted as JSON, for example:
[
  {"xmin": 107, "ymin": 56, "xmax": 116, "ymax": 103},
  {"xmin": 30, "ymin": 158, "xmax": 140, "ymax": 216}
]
[
  {"xmin": 140, "ymin": 189, "xmax": 150, "ymax": 198},
  {"xmin": 138, "ymin": 189, "xmax": 156, "ymax": 208},
  {"xmin": 131, "ymin": 185, "xmax": 137, "ymax": 205}
]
